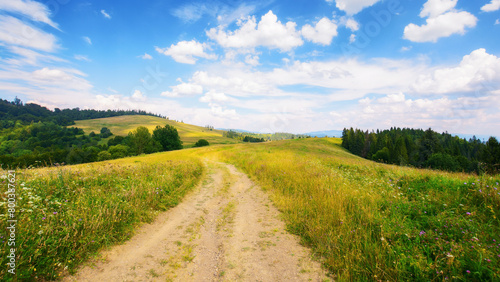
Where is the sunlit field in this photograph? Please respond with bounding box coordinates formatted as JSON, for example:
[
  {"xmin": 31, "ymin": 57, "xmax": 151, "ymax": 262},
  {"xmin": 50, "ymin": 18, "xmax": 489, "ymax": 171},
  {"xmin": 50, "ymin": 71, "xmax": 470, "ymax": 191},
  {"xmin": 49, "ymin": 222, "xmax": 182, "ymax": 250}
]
[
  {"xmin": 207, "ymin": 138, "xmax": 500, "ymax": 280},
  {"xmin": 1, "ymin": 138, "xmax": 498, "ymax": 280},
  {"xmin": 0, "ymin": 151, "xmax": 203, "ymax": 280},
  {"xmin": 74, "ymin": 115, "xmax": 240, "ymax": 147}
]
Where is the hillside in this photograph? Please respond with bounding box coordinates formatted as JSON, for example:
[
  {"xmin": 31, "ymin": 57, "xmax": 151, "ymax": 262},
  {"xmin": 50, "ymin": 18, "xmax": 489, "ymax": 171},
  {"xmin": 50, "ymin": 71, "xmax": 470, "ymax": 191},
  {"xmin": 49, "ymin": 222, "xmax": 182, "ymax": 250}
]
[
  {"xmin": 74, "ymin": 115, "xmax": 240, "ymax": 147},
  {"xmin": 2, "ymin": 138, "xmax": 498, "ymax": 280}
]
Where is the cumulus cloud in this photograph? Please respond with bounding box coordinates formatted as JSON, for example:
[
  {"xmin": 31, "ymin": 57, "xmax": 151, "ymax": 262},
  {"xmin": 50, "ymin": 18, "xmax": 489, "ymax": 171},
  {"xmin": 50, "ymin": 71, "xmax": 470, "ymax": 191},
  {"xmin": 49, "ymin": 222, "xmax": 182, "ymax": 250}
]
[
  {"xmin": 199, "ymin": 90, "xmax": 232, "ymax": 107},
  {"xmin": 207, "ymin": 11, "xmax": 303, "ymax": 52},
  {"xmin": 340, "ymin": 17, "xmax": 360, "ymax": 31},
  {"xmin": 101, "ymin": 9, "xmax": 111, "ymax": 19},
  {"xmin": 210, "ymin": 105, "xmax": 238, "ymax": 119},
  {"xmin": 155, "ymin": 40, "xmax": 216, "ymax": 64},
  {"xmin": 245, "ymin": 54, "xmax": 260, "ymax": 66},
  {"xmin": 0, "ymin": 0, "xmax": 59, "ymax": 29},
  {"xmin": 161, "ymin": 80, "xmax": 204, "ymax": 97},
  {"xmin": 481, "ymin": 0, "xmax": 500, "ymax": 12},
  {"xmin": 420, "ymin": 0, "xmax": 457, "ymax": 18},
  {"xmin": 411, "ymin": 48, "xmax": 500, "ymax": 94},
  {"xmin": 338, "ymin": 92, "xmax": 499, "ymax": 136},
  {"xmin": 301, "ymin": 18, "xmax": 338, "ymax": 45},
  {"xmin": 333, "ymin": 0, "xmax": 382, "ymax": 15},
  {"xmin": 0, "ymin": 15, "xmax": 58, "ymax": 52},
  {"xmin": 131, "ymin": 89, "xmax": 146, "ymax": 101},
  {"xmin": 404, "ymin": 0, "xmax": 477, "ymax": 43}
]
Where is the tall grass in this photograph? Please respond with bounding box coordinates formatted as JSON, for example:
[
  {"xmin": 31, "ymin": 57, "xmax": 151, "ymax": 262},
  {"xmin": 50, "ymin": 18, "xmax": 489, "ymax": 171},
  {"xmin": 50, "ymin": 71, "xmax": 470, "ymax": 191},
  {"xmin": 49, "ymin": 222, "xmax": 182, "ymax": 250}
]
[
  {"xmin": 0, "ymin": 153, "xmax": 203, "ymax": 280},
  {"xmin": 211, "ymin": 138, "xmax": 500, "ymax": 280}
]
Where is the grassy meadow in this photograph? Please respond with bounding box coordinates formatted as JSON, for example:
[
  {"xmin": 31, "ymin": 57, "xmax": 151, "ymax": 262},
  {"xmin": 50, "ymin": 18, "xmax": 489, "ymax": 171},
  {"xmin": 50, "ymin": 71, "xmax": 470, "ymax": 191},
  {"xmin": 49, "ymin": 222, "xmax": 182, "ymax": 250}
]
[
  {"xmin": 1, "ymin": 136, "xmax": 499, "ymax": 280},
  {"xmin": 205, "ymin": 138, "xmax": 500, "ymax": 281},
  {"xmin": 0, "ymin": 151, "xmax": 203, "ymax": 280},
  {"xmin": 73, "ymin": 115, "xmax": 240, "ymax": 147}
]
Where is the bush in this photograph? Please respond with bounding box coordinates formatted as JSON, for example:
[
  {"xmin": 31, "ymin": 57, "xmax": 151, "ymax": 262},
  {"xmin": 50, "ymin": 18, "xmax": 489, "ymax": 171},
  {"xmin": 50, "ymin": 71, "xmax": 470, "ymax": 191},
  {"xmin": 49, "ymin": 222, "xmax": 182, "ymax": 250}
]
[
  {"xmin": 194, "ymin": 139, "xmax": 209, "ymax": 147},
  {"xmin": 97, "ymin": 151, "xmax": 111, "ymax": 161}
]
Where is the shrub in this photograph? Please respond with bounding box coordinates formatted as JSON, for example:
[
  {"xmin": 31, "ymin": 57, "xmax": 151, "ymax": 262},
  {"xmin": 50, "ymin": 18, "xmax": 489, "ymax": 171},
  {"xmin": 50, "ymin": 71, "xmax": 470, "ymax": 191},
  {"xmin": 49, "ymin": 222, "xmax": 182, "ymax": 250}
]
[{"xmin": 194, "ymin": 139, "xmax": 209, "ymax": 147}]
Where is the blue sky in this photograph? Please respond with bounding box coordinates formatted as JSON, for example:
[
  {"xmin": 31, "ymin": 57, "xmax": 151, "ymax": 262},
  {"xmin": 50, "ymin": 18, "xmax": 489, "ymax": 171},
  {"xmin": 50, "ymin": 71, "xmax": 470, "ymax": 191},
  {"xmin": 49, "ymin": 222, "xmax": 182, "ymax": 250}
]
[{"xmin": 1, "ymin": 0, "xmax": 500, "ymax": 136}]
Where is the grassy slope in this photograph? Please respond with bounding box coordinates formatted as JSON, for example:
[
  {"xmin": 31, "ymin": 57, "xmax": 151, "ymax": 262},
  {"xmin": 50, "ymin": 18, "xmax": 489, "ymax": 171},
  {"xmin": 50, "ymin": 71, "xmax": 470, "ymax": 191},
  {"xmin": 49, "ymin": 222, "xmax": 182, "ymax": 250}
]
[
  {"xmin": 0, "ymin": 150, "xmax": 204, "ymax": 280},
  {"xmin": 73, "ymin": 115, "xmax": 240, "ymax": 147},
  {"xmin": 1, "ymin": 137, "xmax": 498, "ymax": 280},
  {"xmin": 200, "ymin": 138, "xmax": 500, "ymax": 281}
]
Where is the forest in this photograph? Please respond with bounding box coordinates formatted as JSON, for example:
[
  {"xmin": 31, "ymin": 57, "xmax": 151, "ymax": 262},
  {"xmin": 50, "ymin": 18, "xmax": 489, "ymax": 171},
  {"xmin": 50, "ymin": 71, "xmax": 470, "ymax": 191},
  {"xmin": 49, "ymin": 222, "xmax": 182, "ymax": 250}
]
[
  {"xmin": 0, "ymin": 99, "xmax": 181, "ymax": 168},
  {"xmin": 341, "ymin": 127, "xmax": 500, "ymax": 173}
]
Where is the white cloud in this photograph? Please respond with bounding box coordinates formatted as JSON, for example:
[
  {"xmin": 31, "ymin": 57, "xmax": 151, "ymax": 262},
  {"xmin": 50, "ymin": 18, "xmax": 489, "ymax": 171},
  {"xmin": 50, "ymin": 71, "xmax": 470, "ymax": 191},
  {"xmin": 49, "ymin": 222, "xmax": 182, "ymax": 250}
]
[
  {"xmin": 139, "ymin": 53, "xmax": 152, "ymax": 60},
  {"xmin": 340, "ymin": 17, "xmax": 360, "ymax": 31},
  {"xmin": 245, "ymin": 54, "xmax": 259, "ymax": 66},
  {"xmin": 199, "ymin": 90, "xmax": 232, "ymax": 106},
  {"xmin": 334, "ymin": 0, "xmax": 382, "ymax": 15},
  {"xmin": 0, "ymin": 0, "xmax": 59, "ymax": 29},
  {"xmin": 403, "ymin": 11, "xmax": 477, "ymax": 43},
  {"xmin": 155, "ymin": 40, "xmax": 216, "ymax": 64},
  {"xmin": 349, "ymin": 34, "xmax": 356, "ymax": 43},
  {"xmin": 301, "ymin": 17, "xmax": 338, "ymax": 45},
  {"xmin": 481, "ymin": 0, "xmax": 500, "ymax": 12},
  {"xmin": 74, "ymin": 54, "xmax": 91, "ymax": 62},
  {"xmin": 336, "ymin": 92, "xmax": 500, "ymax": 136},
  {"xmin": 0, "ymin": 15, "xmax": 58, "ymax": 52},
  {"xmin": 161, "ymin": 80, "xmax": 204, "ymax": 97},
  {"xmin": 411, "ymin": 48, "xmax": 500, "ymax": 94},
  {"xmin": 496, "ymin": 19, "xmax": 500, "ymax": 25},
  {"xmin": 131, "ymin": 89, "xmax": 146, "ymax": 101},
  {"xmin": 101, "ymin": 9, "xmax": 111, "ymax": 19},
  {"xmin": 207, "ymin": 10, "xmax": 303, "ymax": 52},
  {"xmin": 401, "ymin": 46, "xmax": 412, "ymax": 52},
  {"xmin": 4, "ymin": 46, "xmax": 64, "ymax": 66},
  {"xmin": 83, "ymin": 36, "xmax": 92, "ymax": 45},
  {"xmin": 210, "ymin": 105, "xmax": 238, "ymax": 119},
  {"xmin": 420, "ymin": 0, "xmax": 457, "ymax": 18}
]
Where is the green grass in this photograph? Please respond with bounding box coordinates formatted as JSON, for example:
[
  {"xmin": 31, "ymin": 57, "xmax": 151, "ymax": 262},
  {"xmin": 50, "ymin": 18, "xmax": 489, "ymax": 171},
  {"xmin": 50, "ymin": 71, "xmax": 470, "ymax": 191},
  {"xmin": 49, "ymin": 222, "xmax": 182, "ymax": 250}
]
[
  {"xmin": 73, "ymin": 115, "xmax": 240, "ymax": 147},
  {"xmin": 0, "ymin": 151, "xmax": 203, "ymax": 280},
  {"xmin": 205, "ymin": 138, "xmax": 500, "ymax": 281},
  {"xmin": 1, "ymin": 137, "xmax": 498, "ymax": 281}
]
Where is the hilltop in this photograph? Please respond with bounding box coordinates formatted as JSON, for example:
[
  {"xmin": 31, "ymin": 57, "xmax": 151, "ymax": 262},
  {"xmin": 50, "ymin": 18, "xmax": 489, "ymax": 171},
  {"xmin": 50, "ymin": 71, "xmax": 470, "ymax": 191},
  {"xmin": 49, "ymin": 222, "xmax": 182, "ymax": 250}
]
[{"xmin": 74, "ymin": 115, "xmax": 240, "ymax": 147}]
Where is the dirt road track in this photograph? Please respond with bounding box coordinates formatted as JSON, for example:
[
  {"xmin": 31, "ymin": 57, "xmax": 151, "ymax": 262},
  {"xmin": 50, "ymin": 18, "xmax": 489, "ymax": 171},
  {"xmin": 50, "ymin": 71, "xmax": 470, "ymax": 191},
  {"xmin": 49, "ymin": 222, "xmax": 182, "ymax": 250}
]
[{"xmin": 64, "ymin": 161, "xmax": 329, "ymax": 281}]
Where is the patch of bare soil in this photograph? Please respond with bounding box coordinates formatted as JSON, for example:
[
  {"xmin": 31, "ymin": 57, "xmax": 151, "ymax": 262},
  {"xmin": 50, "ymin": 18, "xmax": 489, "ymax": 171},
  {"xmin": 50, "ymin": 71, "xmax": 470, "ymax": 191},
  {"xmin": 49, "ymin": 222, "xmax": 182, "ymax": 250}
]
[{"xmin": 63, "ymin": 162, "xmax": 329, "ymax": 282}]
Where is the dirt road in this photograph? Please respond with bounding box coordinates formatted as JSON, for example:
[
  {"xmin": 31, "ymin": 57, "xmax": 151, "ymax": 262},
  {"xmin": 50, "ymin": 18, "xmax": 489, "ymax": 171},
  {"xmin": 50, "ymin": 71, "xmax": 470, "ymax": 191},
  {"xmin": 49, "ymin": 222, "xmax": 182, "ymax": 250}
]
[{"xmin": 64, "ymin": 162, "xmax": 329, "ymax": 281}]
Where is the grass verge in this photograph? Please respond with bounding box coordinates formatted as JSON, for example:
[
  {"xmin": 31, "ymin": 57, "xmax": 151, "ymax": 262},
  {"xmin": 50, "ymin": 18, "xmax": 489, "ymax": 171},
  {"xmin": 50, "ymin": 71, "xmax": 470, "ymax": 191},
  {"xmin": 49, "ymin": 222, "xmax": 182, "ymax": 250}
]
[{"xmin": 0, "ymin": 153, "xmax": 203, "ymax": 280}]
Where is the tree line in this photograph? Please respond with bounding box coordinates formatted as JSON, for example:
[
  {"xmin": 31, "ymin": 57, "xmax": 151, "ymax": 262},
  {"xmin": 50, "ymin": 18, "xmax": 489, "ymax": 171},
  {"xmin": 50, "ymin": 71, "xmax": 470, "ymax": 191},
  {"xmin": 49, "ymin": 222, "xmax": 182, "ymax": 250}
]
[
  {"xmin": 341, "ymin": 127, "xmax": 500, "ymax": 174},
  {"xmin": 0, "ymin": 98, "xmax": 183, "ymax": 168},
  {"xmin": 0, "ymin": 122, "xmax": 183, "ymax": 169},
  {"xmin": 0, "ymin": 98, "xmax": 165, "ymax": 128}
]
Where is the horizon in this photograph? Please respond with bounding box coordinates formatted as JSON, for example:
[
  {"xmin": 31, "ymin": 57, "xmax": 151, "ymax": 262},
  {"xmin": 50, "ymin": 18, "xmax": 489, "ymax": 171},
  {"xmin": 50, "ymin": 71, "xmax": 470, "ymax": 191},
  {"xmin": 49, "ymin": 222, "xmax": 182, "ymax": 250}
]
[{"xmin": 1, "ymin": 0, "xmax": 500, "ymax": 137}]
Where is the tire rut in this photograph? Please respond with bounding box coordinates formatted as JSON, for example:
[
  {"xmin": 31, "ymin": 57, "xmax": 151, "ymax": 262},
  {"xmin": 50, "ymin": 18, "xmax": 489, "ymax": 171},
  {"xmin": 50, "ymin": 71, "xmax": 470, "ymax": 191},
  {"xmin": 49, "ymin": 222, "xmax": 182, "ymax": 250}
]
[{"xmin": 63, "ymin": 161, "xmax": 329, "ymax": 282}]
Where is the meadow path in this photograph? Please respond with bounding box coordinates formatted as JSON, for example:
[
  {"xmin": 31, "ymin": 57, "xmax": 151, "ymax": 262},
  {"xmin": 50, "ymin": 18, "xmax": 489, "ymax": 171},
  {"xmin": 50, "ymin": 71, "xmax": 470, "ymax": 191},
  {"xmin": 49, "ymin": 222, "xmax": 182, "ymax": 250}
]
[{"xmin": 64, "ymin": 161, "xmax": 329, "ymax": 281}]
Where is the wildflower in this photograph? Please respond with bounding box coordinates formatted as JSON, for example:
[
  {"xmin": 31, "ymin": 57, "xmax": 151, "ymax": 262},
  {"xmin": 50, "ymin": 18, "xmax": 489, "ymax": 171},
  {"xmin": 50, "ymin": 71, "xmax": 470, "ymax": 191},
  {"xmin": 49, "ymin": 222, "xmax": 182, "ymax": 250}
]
[
  {"xmin": 53, "ymin": 212, "xmax": 57, "ymax": 215},
  {"xmin": 487, "ymin": 259, "xmax": 491, "ymax": 262},
  {"xmin": 42, "ymin": 217, "xmax": 46, "ymax": 220},
  {"xmin": 467, "ymin": 270, "xmax": 471, "ymax": 274},
  {"xmin": 419, "ymin": 231, "xmax": 426, "ymax": 236},
  {"xmin": 466, "ymin": 212, "xmax": 471, "ymax": 215}
]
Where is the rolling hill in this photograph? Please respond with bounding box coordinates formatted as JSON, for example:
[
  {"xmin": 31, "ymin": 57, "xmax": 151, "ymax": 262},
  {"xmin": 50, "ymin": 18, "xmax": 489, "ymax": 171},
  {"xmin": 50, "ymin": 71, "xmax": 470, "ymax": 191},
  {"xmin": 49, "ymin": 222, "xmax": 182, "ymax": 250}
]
[{"xmin": 73, "ymin": 115, "xmax": 240, "ymax": 147}]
